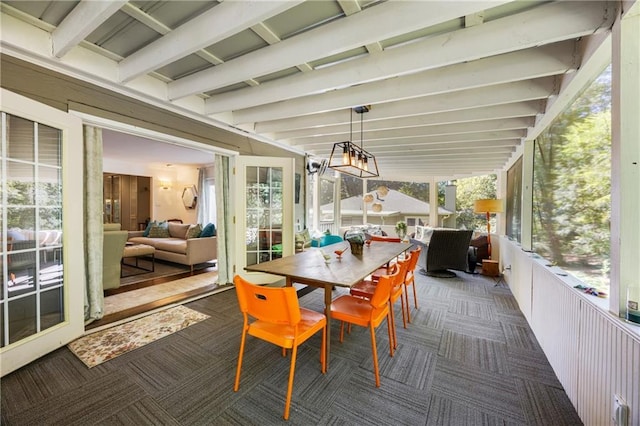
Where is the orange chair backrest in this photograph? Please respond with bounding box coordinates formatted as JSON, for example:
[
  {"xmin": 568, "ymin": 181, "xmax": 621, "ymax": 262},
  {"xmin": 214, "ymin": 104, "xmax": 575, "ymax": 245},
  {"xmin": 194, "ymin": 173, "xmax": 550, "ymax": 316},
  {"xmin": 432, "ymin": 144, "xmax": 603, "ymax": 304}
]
[
  {"xmin": 408, "ymin": 246, "xmax": 421, "ymax": 271},
  {"xmin": 396, "ymin": 254, "xmax": 411, "ymax": 286},
  {"xmin": 370, "ymin": 264, "xmax": 400, "ymax": 309},
  {"xmin": 234, "ymin": 275, "xmax": 301, "ymax": 326},
  {"xmin": 371, "ymin": 235, "xmax": 402, "ymax": 243}
]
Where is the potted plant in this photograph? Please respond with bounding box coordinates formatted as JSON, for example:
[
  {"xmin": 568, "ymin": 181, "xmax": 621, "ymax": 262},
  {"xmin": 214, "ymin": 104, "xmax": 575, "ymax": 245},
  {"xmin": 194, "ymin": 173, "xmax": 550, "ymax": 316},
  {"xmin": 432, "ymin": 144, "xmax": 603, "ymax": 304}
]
[
  {"xmin": 344, "ymin": 229, "xmax": 365, "ymax": 255},
  {"xmin": 395, "ymin": 221, "xmax": 408, "ymax": 240}
]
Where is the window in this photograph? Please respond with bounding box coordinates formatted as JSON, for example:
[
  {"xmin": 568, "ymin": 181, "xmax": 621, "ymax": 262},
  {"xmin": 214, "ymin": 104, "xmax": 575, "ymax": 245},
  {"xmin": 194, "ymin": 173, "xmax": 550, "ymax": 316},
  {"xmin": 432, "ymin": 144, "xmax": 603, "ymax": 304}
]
[
  {"xmin": 506, "ymin": 158, "xmax": 523, "ymax": 242},
  {"xmin": 454, "ymin": 175, "xmax": 497, "ymax": 231},
  {"xmin": 533, "ymin": 65, "xmax": 611, "ymax": 291},
  {"xmin": 319, "ymin": 176, "xmax": 335, "ymax": 222},
  {"xmin": 2, "ymin": 112, "xmax": 64, "ymax": 346}
]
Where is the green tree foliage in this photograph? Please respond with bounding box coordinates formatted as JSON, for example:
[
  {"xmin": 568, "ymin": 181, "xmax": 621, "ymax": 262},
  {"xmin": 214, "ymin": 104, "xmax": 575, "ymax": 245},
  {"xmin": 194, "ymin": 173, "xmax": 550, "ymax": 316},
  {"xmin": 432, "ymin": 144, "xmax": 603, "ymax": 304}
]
[
  {"xmin": 533, "ymin": 65, "xmax": 611, "ymax": 286},
  {"xmin": 455, "ymin": 175, "xmax": 497, "ymax": 231}
]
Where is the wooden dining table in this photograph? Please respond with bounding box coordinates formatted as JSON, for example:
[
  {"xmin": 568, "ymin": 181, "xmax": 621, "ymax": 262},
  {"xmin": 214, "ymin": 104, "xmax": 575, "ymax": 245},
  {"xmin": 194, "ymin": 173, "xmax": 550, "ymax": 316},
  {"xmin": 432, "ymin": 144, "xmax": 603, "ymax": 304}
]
[{"xmin": 244, "ymin": 240, "xmax": 413, "ymax": 364}]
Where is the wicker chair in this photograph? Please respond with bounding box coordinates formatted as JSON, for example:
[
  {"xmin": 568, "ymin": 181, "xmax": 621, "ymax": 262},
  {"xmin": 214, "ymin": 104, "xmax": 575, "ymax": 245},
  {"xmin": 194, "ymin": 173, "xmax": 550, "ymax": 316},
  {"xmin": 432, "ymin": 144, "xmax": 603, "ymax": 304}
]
[{"xmin": 417, "ymin": 229, "xmax": 473, "ymax": 278}]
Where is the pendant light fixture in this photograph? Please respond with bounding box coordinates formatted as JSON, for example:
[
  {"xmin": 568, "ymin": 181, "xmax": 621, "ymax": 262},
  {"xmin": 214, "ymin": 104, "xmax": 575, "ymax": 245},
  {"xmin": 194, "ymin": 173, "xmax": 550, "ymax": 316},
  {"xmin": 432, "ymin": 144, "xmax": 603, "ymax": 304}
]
[{"xmin": 328, "ymin": 106, "xmax": 379, "ymax": 178}]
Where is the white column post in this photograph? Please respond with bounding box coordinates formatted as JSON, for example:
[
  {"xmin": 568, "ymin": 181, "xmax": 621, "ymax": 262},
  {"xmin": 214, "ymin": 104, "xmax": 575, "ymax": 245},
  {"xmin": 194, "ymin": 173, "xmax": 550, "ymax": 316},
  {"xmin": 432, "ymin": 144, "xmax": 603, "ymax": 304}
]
[{"xmin": 610, "ymin": 3, "xmax": 640, "ymax": 317}]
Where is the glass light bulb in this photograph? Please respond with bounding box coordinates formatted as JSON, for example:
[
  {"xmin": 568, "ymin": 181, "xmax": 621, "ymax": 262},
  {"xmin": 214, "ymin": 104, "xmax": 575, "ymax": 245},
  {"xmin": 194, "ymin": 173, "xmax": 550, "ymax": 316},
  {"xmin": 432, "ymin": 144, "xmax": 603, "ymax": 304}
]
[{"xmin": 342, "ymin": 146, "xmax": 349, "ymax": 165}]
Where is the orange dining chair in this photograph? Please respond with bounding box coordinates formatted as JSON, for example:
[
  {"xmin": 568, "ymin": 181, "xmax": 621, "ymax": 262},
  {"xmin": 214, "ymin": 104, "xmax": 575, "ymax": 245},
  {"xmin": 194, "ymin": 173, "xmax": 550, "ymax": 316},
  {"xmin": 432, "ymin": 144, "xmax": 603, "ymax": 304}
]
[
  {"xmin": 368, "ymin": 235, "xmax": 403, "ymax": 281},
  {"xmin": 350, "ymin": 255, "xmax": 411, "ymax": 351},
  {"xmin": 233, "ymin": 275, "xmax": 327, "ymax": 420},
  {"xmin": 402, "ymin": 246, "xmax": 422, "ymax": 323},
  {"xmin": 331, "ymin": 266, "xmax": 400, "ymax": 387}
]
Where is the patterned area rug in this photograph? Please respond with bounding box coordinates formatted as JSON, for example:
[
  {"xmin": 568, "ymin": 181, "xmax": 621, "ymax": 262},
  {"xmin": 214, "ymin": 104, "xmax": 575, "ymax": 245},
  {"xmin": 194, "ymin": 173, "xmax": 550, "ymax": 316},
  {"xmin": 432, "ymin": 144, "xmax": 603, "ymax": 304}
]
[{"xmin": 68, "ymin": 306, "xmax": 209, "ymax": 368}]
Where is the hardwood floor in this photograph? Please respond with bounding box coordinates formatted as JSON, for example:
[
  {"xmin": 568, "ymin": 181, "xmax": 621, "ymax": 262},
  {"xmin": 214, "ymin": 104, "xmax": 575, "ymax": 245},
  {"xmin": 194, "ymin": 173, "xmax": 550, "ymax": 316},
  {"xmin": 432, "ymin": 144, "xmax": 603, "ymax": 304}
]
[{"xmin": 89, "ymin": 266, "xmax": 219, "ymax": 330}]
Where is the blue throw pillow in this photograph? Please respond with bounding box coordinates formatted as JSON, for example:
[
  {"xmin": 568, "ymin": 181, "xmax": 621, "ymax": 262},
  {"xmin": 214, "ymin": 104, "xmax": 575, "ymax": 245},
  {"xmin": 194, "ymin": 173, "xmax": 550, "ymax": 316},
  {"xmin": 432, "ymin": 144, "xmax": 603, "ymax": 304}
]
[
  {"xmin": 200, "ymin": 223, "xmax": 216, "ymax": 237},
  {"xmin": 142, "ymin": 221, "xmax": 155, "ymax": 237}
]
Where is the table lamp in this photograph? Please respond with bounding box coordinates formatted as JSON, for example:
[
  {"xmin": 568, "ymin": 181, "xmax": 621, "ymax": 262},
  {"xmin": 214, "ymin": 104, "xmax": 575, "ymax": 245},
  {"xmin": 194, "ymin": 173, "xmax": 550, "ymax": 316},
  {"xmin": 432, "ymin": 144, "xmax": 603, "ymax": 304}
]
[{"xmin": 474, "ymin": 199, "xmax": 503, "ymax": 258}]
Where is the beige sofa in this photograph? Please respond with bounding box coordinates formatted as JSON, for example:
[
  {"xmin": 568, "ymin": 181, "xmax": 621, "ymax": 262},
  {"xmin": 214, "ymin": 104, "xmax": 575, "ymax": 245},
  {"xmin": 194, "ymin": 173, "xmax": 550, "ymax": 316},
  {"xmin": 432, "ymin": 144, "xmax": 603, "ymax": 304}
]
[{"xmin": 127, "ymin": 222, "xmax": 217, "ymax": 271}]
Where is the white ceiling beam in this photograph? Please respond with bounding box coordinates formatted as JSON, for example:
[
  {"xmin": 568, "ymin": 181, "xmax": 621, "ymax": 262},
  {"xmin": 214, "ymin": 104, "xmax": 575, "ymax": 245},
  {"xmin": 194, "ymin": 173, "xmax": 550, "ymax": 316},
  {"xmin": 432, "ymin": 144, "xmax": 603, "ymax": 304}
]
[
  {"xmin": 288, "ymin": 118, "xmax": 534, "ymax": 146},
  {"xmin": 372, "ymin": 139, "xmax": 519, "ymax": 153},
  {"xmin": 272, "ymin": 102, "xmax": 541, "ymax": 140},
  {"xmin": 301, "ymin": 130, "xmax": 526, "ymax": 151},
  {"xmin": 169, "ymin": 0, "xmax": 510, "ymax": 99},
  {"xmin": 287, "ymin": 117, "xmax": 533, "ymax": 146},
  {"xmin": 52, "ymin": 0, "xmax": 126, "ymax": 58},
  {"xmin": 120, "ymin": 2, "xmax": 261, "ymax": 87},
  {"xmin": 256, "ymin": 78, "xmax": 554, "ymax": 133},
  {"xmin": 375, "ymin": 156, "xmax": 513, "ymax": 165},
  {"xmin": 319, "ymin": 146, "xmax": 517, "ymax": 159},
  {"xmin": 235, "ymin": 42, "xmax": 575, "ymax": 124},
  {"xmin": 310, "ymin": 136, "xmax": 522, "ymax": 152},
  {"xmin": 205, "ymin": 0, "xmax": 611, "ymax": 114},
  {"xmin": 250, "ymin": 22, "xmax": 311, "ymax": 73},
  {"xmin": 119, "ymin": 0, "xmax": 303, "ymax": 83}
]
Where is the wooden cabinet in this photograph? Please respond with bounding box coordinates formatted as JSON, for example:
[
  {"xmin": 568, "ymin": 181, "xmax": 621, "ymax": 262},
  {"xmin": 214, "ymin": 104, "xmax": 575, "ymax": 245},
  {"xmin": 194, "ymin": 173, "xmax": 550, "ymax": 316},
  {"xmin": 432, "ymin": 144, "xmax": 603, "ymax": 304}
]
[{"xmin": 103, "ymin": 173, "xmax": 151, "ymax": 231}]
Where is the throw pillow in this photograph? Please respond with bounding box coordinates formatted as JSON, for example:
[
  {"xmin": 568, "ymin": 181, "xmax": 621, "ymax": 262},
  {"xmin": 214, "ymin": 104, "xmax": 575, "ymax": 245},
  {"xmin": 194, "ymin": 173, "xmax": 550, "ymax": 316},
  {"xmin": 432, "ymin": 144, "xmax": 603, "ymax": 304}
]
[
  {"xmin": 186, "ymin": 224, "xmax": 202, "ymax": 239},
  {"xmin": 200, "ymin": 223, "xmax": 216, "ymax": 238},
  {"xmin": 148, "ymin": 224, "xmax": 170, "ymax": 238},
  {"xmin": 168, "ymin": 222, "xmax": 190, "ymax": 239},
  {"xmin": 143, "ymin": 221, "xmax": 156, "ymax": 237}
]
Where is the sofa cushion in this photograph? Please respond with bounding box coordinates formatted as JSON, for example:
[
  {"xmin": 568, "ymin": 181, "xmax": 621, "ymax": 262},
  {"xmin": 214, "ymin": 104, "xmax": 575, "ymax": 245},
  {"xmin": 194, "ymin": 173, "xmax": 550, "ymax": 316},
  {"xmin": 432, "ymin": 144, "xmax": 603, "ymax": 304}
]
[
  {"xmin": 200, "ymin": 223, "xmax": 216, "ymax": 237},
  {"xmin": 168, "ymin": 222, "xmax": 190, "ymax": 239},
  {"xmin": 295, "ymin": 229, "xmax": 311, "ymax": 244},
  {"xmin": 186, "ymin": 224, "xmax": 202, "ymax": 239},
  {"xmin": 414, "ymin": 225, "xmax": 434, "ymax": 243},
  {"xmin": 148, "ymin": 223, "xmax": 170, "ymax": 238},
  {"xmin": 153, "ymin": 238, "xmax": 188, "ymax": 254}
]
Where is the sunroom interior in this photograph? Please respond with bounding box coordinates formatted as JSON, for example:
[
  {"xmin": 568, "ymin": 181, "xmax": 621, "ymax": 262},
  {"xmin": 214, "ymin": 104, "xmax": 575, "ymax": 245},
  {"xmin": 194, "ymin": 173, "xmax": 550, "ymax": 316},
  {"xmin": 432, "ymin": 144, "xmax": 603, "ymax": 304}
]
[{"xmin": 1, "ymin": 1, "xmax": 639, "ymax": 424}]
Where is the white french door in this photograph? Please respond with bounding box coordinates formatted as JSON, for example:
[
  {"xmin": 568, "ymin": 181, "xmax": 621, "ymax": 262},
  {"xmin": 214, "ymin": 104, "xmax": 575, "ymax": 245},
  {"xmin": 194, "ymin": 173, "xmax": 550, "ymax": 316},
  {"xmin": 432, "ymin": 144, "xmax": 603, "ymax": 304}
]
[
  {"xmin": 1, "ymin": 89, "xmax": 84, "ymax": 376},
  {"xmin": 234, "ymin": 156, "xmax": 294, "ymax": 284}
]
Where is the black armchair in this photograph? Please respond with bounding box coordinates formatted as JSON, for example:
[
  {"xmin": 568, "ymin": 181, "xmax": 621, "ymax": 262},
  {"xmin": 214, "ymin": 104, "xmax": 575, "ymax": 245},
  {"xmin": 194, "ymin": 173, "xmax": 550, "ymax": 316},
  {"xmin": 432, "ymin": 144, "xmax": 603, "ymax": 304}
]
[{"xmin": 413, "ymin": 229, "xmax": 473, "ymax": 278}]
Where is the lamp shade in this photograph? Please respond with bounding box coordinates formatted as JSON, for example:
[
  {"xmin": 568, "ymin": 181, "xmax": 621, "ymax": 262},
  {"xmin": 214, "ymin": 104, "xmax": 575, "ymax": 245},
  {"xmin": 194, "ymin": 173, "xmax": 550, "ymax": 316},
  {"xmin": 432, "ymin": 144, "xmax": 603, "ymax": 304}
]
[{"xmin": 474, "ymin": 199, "xmax": 504, "ymax": 213}]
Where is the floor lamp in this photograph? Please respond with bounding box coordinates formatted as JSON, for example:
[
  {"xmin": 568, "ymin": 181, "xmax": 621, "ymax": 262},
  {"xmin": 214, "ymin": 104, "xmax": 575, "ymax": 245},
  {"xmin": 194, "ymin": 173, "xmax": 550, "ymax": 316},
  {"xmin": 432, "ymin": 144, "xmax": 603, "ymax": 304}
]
[{"xmin": 474, "ymin": 199, "xmax": 503, "ymax": 258}]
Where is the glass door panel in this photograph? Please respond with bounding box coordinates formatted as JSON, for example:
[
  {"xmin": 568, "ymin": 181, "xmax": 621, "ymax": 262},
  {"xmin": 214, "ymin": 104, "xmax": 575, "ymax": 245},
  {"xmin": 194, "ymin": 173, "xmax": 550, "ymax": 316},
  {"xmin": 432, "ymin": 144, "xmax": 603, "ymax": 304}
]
[
  {"xmin": 2, "ymin": 112, "xmax": 65, "ymax": 347},
  {"xmin": 246, "ymin": 166, "xmax": 283, "ymax": 266},
  {"xmin": 235, "ymin": 156, "xmax": 294, "ymax": 284}
]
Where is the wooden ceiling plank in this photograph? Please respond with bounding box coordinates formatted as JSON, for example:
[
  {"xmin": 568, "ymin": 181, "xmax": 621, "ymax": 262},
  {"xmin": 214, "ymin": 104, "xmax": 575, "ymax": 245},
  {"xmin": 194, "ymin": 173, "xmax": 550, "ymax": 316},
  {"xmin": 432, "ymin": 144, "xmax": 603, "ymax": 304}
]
[
  {"xmin": 283, "ymin": 117, "xmax": 534, "ymax": 145},
  {"xmin": 272, "ymin": 102, "xmax": 541, "ymax": 139},
  {"xmin": 300, "ymin": 130, "xmax": 526, "ymax": 150},
  {"xmin": 256, "ymin": 78, "xmax": 554, "ymax": 133},
  {"xmin": 169, "ymin": 0, "xmax": 509, "ymax": 99},
  {"xmin": 235, "ymin": 42, "xmax": 575, "ymax": 124},
  {"xmin": 205, "ymin": 0, "xmax": 611, "ymax": 114}
]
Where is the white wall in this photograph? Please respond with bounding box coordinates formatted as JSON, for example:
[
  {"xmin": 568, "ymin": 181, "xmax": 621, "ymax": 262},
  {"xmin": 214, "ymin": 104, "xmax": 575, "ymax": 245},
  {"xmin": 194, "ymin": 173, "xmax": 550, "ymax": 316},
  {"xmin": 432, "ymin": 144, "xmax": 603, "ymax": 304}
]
[{"xmin": 500, "ymin": 237, "xmax": 640, "ymax": 425}]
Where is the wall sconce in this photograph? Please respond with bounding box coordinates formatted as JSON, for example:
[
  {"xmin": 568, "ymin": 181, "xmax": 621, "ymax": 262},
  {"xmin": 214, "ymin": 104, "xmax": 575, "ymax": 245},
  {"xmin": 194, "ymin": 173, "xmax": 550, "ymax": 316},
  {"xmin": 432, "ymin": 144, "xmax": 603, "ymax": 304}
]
[{"xmin": 159, "ymin": 180, "xmax": 172, "ymax": 190}]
